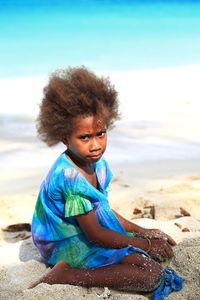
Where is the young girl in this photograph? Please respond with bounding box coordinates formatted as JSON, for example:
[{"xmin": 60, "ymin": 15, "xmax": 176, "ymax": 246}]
[{"xmin": 30, "ymin": 67, "xmax": 183, "ymax": 298}]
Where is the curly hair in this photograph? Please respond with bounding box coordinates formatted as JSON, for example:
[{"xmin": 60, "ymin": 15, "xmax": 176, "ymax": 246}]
[{"xmin": 37, "ymin": 66, "xmax": 120, "ymax": 146}]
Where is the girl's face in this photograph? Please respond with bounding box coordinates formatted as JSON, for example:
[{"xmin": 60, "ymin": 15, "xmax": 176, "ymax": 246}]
[{"xmin": 64, "ymin": 115, "xmax": 107, "ymax": 165}]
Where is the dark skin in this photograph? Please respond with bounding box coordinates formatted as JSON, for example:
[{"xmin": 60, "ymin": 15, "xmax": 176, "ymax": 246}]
[
  {"xmin": 29, "ymin": 115, "xmax": 176, "ymax": 291},
  {"xmin": 77, "ymin": 209, "xmax": 174, "ymax": 261}
]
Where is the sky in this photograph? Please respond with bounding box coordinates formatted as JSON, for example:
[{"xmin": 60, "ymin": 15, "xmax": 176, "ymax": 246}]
[{"xmin": 1, "ymin": 0, "xmax": 200, "ymax": 78}]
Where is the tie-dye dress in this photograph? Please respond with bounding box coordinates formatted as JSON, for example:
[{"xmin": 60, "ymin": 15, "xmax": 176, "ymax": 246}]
[
  {"xmin": 32, "ymin": 152, "xmax": 184, "ymax": 298},
  {"xmin": 32, "ymin": 151, "xmax": 146, "ymax": 268}
]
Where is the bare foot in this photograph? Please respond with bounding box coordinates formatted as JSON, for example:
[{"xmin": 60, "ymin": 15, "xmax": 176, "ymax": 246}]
[{"xmin": 28, "ymin": 261, "xmax": 71, "ymax": 289}]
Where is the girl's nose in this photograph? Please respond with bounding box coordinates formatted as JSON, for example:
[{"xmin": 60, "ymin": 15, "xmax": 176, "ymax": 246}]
[{"xmin": 90, "ymin": 138, "xmax": 101, "ymax": 152}]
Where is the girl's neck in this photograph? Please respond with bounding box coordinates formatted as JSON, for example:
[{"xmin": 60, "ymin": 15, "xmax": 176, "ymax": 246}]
[
  {"xmin": 66, "ymin": 150, "xmax": 98, "ymax": 188},
  {"xmin": 66, "ymin": 149, "xmax": 94, "ymax": 175}
]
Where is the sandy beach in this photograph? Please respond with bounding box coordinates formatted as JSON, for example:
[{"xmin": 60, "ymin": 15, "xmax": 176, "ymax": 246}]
[
  {"xmin": 1, "ymin": 0, "xmax": 200, "ymax": 295},
  {"xmin": 1, "ymin": 68, "xmax": 200, "ymax": 299},
  {"xmin": 1, "ymin": 117, "xmax": 200, "ymax": 299}
]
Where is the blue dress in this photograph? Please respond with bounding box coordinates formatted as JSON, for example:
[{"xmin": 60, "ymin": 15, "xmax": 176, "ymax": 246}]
[
  {"xmin": 32, "ymin": 151, "xmax": 184, "ymax": 299},
  {"xmin": 32, "ymin": 152, "xmax": 146, "ymax": 268}
]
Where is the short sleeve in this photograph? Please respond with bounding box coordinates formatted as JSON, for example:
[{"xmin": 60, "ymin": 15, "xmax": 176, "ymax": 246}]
[
  {"xmin": 64, "ymin": 194, "xmax": 94, "ymax": 217},
  {"xmin": 62, "ymin": 167, "xmax": 95, "ymax": 217}
]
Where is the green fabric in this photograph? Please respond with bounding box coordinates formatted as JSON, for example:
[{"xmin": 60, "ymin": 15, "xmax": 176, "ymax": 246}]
[
  {"xmin": 65, "ymin": 195, "xmax": 93, "ymax": 217},
  {"xmin": 126, "ymin": 232, "xmax": 136, "ymax": 237}
]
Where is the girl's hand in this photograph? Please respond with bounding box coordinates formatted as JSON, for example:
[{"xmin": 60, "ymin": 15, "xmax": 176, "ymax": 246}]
[
  {"xmin": 148, "ymin": 239, "xmax": 174, "ymax": 261},
  {"xmin": 143, "ymin": 229, "xmax": 176, "ymax": 246}
]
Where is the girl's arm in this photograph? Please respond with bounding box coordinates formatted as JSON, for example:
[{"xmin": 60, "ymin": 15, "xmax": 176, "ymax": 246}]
[
  {"xmin": 113, "ymin": 209, "xmax": 176, "ymax": 246},
  {"xmin": 113, "ymin": 210, "xmax": 147, "ymax": 234},
  {"xmin": 76, "ymin": 209, "xmax": 173, "ymax": 260}
]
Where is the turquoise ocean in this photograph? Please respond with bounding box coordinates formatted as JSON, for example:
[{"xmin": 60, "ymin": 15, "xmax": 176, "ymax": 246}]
[{"xmin": 0, "ymin": 0, "xmax": 200, "ymax": 170}]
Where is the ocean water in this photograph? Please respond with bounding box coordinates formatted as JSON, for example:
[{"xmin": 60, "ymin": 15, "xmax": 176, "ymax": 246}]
[
  {"xmin": 1, "ymin": 0, "xmax": 200, "ymax": 77},
  {"xmin": 1, "ymin": 106, "xmax": 200, "ymax": 172},
  {"xmin": 106, "ymin": 120, "xmax": 200, "ymax": 164},
  {"xmin": 1, "ymin": 0, "xmax": 200, "ymax": 169},
  {"xmin": 1, "ymin": 66, "xmax": 200, "ymax": 169}
]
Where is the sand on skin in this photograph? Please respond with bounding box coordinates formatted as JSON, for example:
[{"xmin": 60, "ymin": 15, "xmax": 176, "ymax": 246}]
[{"xmin": 1, "ymin": 158, "xmax": 200, "ymax": 299}]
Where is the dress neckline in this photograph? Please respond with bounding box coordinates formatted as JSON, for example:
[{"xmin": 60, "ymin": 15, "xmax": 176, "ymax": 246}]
[{"xmin": 62, "ymin": 151, "xmax": 103, "ymax": 193}]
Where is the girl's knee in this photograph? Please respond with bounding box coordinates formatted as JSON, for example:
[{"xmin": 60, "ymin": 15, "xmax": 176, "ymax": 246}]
[
  {"xmin": 144, "ymin": 261, "xmax": 162, "ymax": 292},
  {"xmin": 136, "ymin": 257, "xmax": 162, "ymax": 292},
  {"xmin": 126, "ymin": 265, "xmax": 162, "ymax": 292},
  {"xmin": 123, "ymin": 254, "xmax": 163, "ymax": 292}
]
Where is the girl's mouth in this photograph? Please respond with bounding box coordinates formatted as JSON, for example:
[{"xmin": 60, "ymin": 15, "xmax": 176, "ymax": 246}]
[{"xmin": 87, "ymin": 153, "xmax": 102, "ymax": 159}]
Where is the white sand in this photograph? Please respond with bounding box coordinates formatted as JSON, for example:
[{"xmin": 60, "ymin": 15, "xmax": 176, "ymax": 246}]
[
  {"xmin": 1, "ymin": 103, "xmax": 200, "ymax": 299},
  {"xmin": 1, "ymin": 232, "xmax": 200, "ymax": 299},
  {"xmin": 1, "ymin": 157, "xmax": 200, "ymax": 299}
]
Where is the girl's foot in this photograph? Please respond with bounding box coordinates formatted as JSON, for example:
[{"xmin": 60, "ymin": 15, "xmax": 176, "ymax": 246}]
[{"xmin": 28, "ymin": 261, "xmax": 71, "ymax": 289}]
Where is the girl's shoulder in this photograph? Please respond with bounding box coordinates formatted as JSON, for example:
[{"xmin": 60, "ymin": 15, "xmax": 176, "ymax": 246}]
[
  {"xmin": 44, "ymin": 153, "xmax": 113, "ymax": 196},
  {"xmin": 95, "ymin": 157, "xmax": 113, "ymax": 189},
  {"xmin": 48, "ymin": 153, "xmax": 113, "ymax": 185},
  {"xmin": 43, "ymin": 152, "xmax": 83, "ymax": 196},
  {"xmin": 44, "ymin": 152, "xmax": 74, "ymax": 185},
  {"xmin": 95, "ymin": 157, "xmax": 111, "ymax": 173},
  {"xmin": 50, "ymin": 151, "xmax": 75, "ymax": 172}
]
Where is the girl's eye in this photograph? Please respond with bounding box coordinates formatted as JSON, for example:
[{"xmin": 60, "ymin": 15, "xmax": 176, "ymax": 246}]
[
  {"xmin": 97, "ymin": 131, "xmax": 106, "ymax": 137},
  {"xmin": 79, "ymin": 135, "xmax": 89, "ymax": 140}
]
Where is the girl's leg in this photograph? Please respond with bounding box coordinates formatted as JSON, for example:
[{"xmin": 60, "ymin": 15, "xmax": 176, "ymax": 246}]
[{"xmin": 29, "ymin": 253, "xmax": 162, "ymax": 292}]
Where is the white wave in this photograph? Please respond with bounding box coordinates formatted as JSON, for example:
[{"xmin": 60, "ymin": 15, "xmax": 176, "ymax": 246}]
[{"xmin": 0, "ymin": 65, "xmax": 200, "ymax": 120}]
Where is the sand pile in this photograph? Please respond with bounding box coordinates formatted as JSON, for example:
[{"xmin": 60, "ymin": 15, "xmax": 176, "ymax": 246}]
[
  {"xmin": 1, "ymin": 141, "xmax": 200, "ymax": 299},
  {"xmin": 0, "ymin": 237, "xmax": 148, "ymax": 300},
  {"xmin": 164, "ymin": 238, "xmax": 200, "ymax": 300},
  {"xmin": 1, "ymin": 231, "xmax": 200, "ymax": 300}
]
